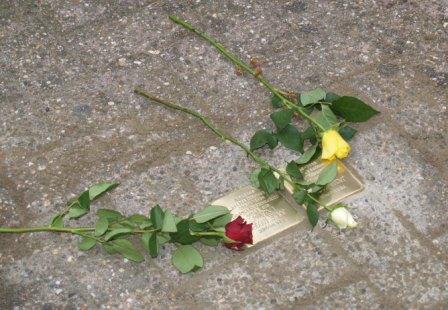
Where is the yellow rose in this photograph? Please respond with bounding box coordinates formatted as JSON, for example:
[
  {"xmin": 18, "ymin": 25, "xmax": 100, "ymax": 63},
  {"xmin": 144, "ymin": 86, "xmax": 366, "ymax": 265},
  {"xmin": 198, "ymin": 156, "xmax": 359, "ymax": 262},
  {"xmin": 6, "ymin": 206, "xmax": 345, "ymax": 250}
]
[{"xmin": 321, "ymin": 130, "xmax": 351, "ymax": 160}]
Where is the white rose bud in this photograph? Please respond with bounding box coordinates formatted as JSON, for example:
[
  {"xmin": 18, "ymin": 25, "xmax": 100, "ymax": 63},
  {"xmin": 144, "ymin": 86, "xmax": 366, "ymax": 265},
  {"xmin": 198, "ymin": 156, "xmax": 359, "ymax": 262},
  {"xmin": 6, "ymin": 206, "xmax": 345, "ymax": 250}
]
[{"xmin": 329, "ymin": 207, "xmax": 358, "ymax": 229}]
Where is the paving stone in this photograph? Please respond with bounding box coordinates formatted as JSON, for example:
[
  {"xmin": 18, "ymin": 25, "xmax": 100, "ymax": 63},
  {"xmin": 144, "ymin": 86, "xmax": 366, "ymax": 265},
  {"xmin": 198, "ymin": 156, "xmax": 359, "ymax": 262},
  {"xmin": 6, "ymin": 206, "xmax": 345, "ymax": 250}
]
[
  {"xmin": 333, "ymin": 62, "xmax": 448, "ymax": 175},
  {"xmin": 172, "ymin": 227, "xmax": 360, "ymax": 307},
  {"xmin": 433, "ymin": 232, "xmax": 448, "ymax": 257},
  {"xmin": 55, "ymin": 2, "xmax": 189, "ymax": 73},
  {"xmin": 1, "ymin": 1, "xmax": 448, "ymax": 308},
  {"xmin": 0, "ymin": 184, "xmax": 22, "ymax": 227},
  {"xmin": 301, "ymin": 281, "xmax": 384, "ymax": 310},
  {"xmin": 374, "ymin": 0, "xmax": 447, "ymax": 60},
  {"xmin": 109, "ymin": 130, "xmax": 297, "ymax": 280},
  {"xmin": 353, "ymin": 121, "xmax": 446, "ymax": 237},
  {"xmin": 0, "ymin": 56, "xmax": 220, "ymax": 206},
  {"xmin": 40, "ymin": 0, "xmax": 158, "ymax": 33},
  {"xmin": 322, "ymin": 122, "xmax": 448, "ymax": 307},
  {"xmin": 0, "ymin": 233, "xmax": 174, "ymax": 308},
  {"xmin": 160, "ymin": 0, "xmax": 388, "ymax": 112},
  {"xmin": 0, "ymin": 5, "xmax": 84, "ymax": 97}
]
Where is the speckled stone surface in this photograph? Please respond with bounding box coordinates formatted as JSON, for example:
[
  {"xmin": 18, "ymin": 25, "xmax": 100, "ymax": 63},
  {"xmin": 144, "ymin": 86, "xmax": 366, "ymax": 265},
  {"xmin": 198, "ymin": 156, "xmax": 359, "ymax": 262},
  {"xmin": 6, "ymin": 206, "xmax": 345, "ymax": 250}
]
[{"xmin": 1, "ymin": 1, "xmax": 447, "ymax": 309}]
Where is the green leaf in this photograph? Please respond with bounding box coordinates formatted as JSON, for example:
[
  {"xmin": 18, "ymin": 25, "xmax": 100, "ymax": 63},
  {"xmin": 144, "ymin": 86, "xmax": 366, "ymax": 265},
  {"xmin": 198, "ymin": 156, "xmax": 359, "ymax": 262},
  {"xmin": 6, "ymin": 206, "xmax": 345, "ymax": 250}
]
[
  {"xmin": 78, "ymin": 237, "xmax": 96, "ymax": 251},
  {"xmin": 97, "ymin": 209, "xmax": 123, "ymax": 221},
  {"xmin": 250, "ymin": 129, "xmax": 278, "ymax": 151},
  {"xmin": 68, "ymin": 190, "xmax": 91, "ymax": 219},
  {"xmin": 293, "ymin": 189, "xmax": 307, "ymax": 204},
  {"xmin": 95, "ymin": 217, "xmax": 109, "ymax": 236},
  {"xmin": 172, "ymin": 245, "xmax": 204, "ymax": 274},
  {"xmin": 250, "ymin": 168, "xmax": 261, "ymax": 188},
  {"xmin": 339, "ymin": 126, "xmax": 357, "ymax": 141},
  {"xmin": 170, "ymin": 219, "xmax": 200, "ymax": 245},
  {"xmin": 189, "ymin": 220, "xmax": 208, "ymax": 232},
  {"xmin": 68, "ymin": 207, "xmax": 88, "ymax": 219},
  {"xmin": 111, "ymin": 239, "xmax": 144, "ymax": 262},
  {"xmin": 157, "ymin": 232, "xmax": 171, "ymax": 245},
  {"xmin": 276, "ymin": 124, "xmax": 304, "ymax": 152},
  {"xmin": 193, "ymin": 205, "xmax": 229, "ymax": 223},
  {"xmin": 173, "ymin": 215, "xmax": 183, "ymax": 225},
  {"xmin": 142, "ymin": 232, "xmax": 162, "ymax": 257},
  {"xmin": 309, "ymin": 185, "xmax": 323, "ymax": 193},
  {"xmin": 258, "ymin": 168, "xmax": 280, "ymax": 195},
  {"xmin": 148, "ymin": 232, "xmax": 159, "ymax": 258},
  {"xmin": 88, "ymin": 182, "xmax": 118, "ymax": 200},
  {"xmin": 139, "ymin": 219, "xmax": 153, "ymax": 229},
  {"xmin": 116, "ymin": 220, "xmax": 136, "ymax": 229},
  {"xmin": 150, "ymin": 205, "xmax": 164, "ymax": 229},
  {"xmin": 331, "ymin": 96, "xmax": 379, "ymax": 122},
  {"xmin": 141, "ymin": 232, "xmax": 151, "ymax": 253},
  {"xmin": 301, "ymin": 126, "xmax": 314, "ymax": 140},
  {"xmin": 270, "ymin": 109, "xmax": 293, "ymax": 131},
  {"xmin": 200, "ymin": 237, "xmax": 220, "ymax": 246},
  {"xmin": 286, "ymin": 161, "xmax": 303, "ymax": 181},
  {"xmin": 296, "ymin": 179, "xmax": 313, "ymax": 186},
  {"xmin": 295, "ymin": 144, "xmax": 318, "ymax": 165},
  {"xmin": 127, "ymin": 214, "xmax": 148, "ymax": 225},
  {"xmin": 50, "ymin": 214, "xmax": 64, "ymax": 228},
  {"xmin": 325, "ymin": 92, "xmax": 340, "ymax": 103},
  {"xmin": 313, "ymin": 105, "xmax": 338, "ymax": 131},
  {"xmin": 161, "ymin": 210, "xmax": 177, "ymax": 232},
  {"xmin": 212, "ymin": 213, "xmax": 233, "ymax": 227},
  {"xmin": 77, "ymin": 191, "xmax": 90, "ymax": 210},
  {"xmin": 271, "ymin": 94, "xmax": 283, "ymax": 108},
  {"xmin": 315, "ymin": 162, "xmax": 338, "ymax": 186},
  {"xmin": 104, "ymin": 228, "xmax": 132, "ymax": 241},
  {"xmin": 300, "ymin": 87, "xmax": 326, "ymax": 106},
  {"xmin": 306, "ymin": 203, "xmax": 319, "ymax": 228},
  {"xmin": 103, "ymin": 243, "xmax": 117, "ymax": 254},
  {"xmin": 301, "ymin": 126, "xmax": 317, "ymax": 145},
  {"xmin": 309, "ymin": 146, "xmax": 322, "ymax": 163},
  {"xmin": 214, "ymin": 227, "xmax": 225, "ymax": 233}
]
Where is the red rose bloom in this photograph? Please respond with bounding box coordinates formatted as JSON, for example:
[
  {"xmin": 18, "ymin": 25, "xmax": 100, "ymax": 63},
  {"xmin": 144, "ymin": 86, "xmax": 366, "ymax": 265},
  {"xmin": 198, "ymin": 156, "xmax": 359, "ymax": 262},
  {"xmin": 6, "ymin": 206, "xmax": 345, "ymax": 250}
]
[{"xmin": 224, "ymin": 216, "xmax": 253, "ymax": 251}]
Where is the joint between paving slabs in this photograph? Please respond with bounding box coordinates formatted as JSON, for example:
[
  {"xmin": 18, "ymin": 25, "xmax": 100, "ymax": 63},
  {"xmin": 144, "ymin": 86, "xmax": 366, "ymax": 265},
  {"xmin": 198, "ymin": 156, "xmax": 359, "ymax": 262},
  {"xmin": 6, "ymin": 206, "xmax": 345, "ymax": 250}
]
[
  {"xmin": 328, "ymin": 79, "xmax": 448, "ymax": 184},
  {"xmin": 392, "ymin": 209, "xmax": 448, "ymax": 260},
  {"xmin": 316, "ymin": 228, "xmax": 405, "ymax": 307},
  {"xmin": 150, "ymin": 13, "xmax": 448, "ymax": 185},
  {"xmin": 0, "ymin": 161, "xmax": 32, "ymax": 226},
  {"xmin": 168, "ymin": 224, "xmax": 365, "ymax": 301},
  {"xmin": 36, "ymin": 0, "xmax": 163, "ymax": 39},
  {"xmin": 289, "ymin": 271, "xmax": 366, "ymax": 308}
]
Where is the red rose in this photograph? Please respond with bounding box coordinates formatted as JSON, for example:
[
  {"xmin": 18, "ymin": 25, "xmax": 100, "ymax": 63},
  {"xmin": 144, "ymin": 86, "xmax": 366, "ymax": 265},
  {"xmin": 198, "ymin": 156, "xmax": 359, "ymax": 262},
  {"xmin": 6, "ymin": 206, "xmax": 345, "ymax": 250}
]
[{"xmin": 224, "ymin": 216, "xmax": 253, "ymax": 251}]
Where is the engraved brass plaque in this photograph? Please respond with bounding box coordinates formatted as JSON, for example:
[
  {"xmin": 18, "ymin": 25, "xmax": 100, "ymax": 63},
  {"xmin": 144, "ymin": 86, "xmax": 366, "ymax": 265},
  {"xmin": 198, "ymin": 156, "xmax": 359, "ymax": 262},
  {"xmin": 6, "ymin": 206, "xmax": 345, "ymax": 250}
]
[
  {"xmin": 284, "ymin": 159, "xmax": 365, "ymax": 207},
  {"xmin": 212, "ymin": 186, "xmax": 304, "ymax": 245},
  {"xmin": 213, "ymin": 160, "xmax": 364, "ymax": 245}
]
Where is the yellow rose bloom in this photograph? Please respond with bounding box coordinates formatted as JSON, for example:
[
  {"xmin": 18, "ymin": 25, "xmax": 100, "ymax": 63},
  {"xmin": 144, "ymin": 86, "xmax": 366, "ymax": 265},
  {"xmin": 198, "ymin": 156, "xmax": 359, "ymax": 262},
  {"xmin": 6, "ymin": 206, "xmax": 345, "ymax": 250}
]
[{"xmin": 321, "ymin": 130, "xmax": 351, "ymax": 160}]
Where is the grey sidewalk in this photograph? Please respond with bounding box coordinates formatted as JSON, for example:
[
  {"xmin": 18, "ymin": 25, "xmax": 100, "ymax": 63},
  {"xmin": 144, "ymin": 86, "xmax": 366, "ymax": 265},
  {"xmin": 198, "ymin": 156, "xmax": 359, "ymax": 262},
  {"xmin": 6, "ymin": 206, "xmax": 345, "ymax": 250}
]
[{"xmin": 1, "ymin": 1, "xmax": 447, "ymax": 309}]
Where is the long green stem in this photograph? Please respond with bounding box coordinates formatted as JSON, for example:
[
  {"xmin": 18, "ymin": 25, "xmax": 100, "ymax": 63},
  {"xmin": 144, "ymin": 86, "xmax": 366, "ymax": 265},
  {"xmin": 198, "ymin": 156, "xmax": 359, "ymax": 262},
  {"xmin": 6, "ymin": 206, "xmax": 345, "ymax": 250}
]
[
  {"xmin": 134, "ymin": 88, "xmax": 327, "ymax": 210},
  {"xmin": 134, "ymin": 87, "xmax": 270, "ymax": 169},
  {"xmin": 191, "ymin": 231, "xmax": 223, "ymax": 237},
  {"xmin": 0, "ymin": 226, "xmax": 94, "ymax": 234},
  {"xmin": 168, "ymin": 15, "xmax": 325, "ymax": 132},
  {"xmin": 0, "ymin": 225, "xmax": 158, "ymax": 240}
]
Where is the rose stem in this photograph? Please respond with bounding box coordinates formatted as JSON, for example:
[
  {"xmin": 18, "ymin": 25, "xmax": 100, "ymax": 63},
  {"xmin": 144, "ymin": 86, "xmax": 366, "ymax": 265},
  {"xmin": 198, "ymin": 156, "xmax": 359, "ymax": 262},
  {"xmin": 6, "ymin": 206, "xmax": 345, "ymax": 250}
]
[
  {"xmin": 0, "ymin": 225, "xmax": 157, "ymax": 237},
  {"xmin": 0, "ymin": 226, "xmax": 102, "ymax": 242},
  {"xmin": 168, "ymin": 15, "xmax": 325, "ymax": 132},
  {"xmin": 134, "ymin": 88, "xmax": 328, "ymax": 210}
]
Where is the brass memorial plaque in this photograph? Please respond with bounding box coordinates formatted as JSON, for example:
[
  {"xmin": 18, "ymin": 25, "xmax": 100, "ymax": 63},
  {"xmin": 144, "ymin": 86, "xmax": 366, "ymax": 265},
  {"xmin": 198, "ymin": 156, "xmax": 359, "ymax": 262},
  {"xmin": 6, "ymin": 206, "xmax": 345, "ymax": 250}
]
[
  {"xmin": 212, "ymin": 186, "xmax": 304, "ymax": 245},
  {"xmin": 284, "ymin": 159, "xmax": 365, "ymax": 207},
  {"xmin": 212, "ymin": 160, "xmax": 364, "ymax": 245}
]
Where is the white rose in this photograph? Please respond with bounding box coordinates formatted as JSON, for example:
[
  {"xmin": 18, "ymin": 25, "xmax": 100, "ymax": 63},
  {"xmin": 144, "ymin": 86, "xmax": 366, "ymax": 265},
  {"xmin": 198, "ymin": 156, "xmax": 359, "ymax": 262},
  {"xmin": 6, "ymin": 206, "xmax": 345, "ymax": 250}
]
[{"xmin": 330, "ymin": 207, "xmax": 358, "ymax": 229}]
